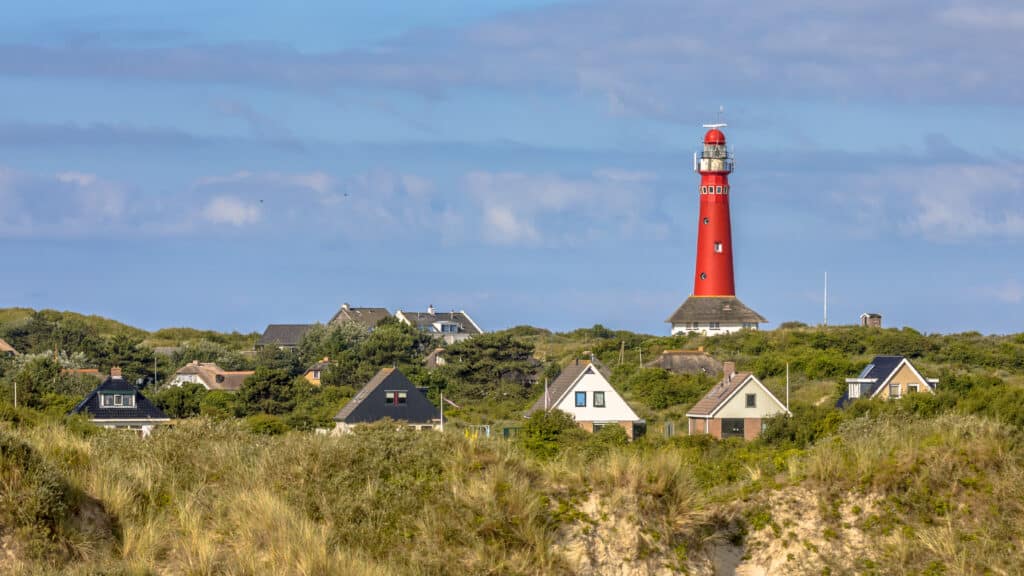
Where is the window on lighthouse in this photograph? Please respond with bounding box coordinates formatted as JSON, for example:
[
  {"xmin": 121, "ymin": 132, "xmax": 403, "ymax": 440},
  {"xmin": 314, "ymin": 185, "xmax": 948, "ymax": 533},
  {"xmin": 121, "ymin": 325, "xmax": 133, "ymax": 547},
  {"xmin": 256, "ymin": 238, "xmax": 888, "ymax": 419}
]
[
  {"xmin": 714, "ymin": 242, "xmax": 723, "ymax": 253},
  {"xmin": 700, "ymin": 272, "xmax": 707, "ymax": 280}
]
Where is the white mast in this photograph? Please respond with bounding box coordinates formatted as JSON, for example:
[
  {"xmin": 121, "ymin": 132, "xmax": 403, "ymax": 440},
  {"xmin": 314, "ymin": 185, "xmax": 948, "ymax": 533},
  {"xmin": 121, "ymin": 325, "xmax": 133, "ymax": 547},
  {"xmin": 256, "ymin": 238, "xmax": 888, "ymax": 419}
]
[
  {"xmin": 824, "ymin": 271, "xmax": 829, "ymax": 326},
  {"xmin": 786, "ymin": 363, "xmax": 790, "ymax": 413}
]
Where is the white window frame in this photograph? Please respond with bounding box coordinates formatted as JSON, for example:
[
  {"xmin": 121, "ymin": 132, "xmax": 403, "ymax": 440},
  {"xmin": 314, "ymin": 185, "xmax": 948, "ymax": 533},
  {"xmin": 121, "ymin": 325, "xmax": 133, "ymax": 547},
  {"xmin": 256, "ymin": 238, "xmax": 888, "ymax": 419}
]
[{"xmin": 889, "ymin": 383, "xmax": 902, "ymax": 399}]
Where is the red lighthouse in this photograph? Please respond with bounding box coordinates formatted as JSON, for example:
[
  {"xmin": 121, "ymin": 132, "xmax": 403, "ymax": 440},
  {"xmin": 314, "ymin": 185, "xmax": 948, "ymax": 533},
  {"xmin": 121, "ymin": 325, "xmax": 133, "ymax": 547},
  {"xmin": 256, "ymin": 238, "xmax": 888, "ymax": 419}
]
[
  {"xmin": 693, "ymin": 125, "xmax": 736, "ymax": 296},
  {"xmin": 667, "ymin": 124, "xmax": 766, "ymax": 336}
]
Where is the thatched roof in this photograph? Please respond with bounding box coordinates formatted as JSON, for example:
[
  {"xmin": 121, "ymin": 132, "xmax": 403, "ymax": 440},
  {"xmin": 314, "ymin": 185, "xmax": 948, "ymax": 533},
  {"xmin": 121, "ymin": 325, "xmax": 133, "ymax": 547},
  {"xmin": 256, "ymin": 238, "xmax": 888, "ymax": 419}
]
[{"xmin": 666, "ymin": 296, "xmax": 767, "ymax": 324}]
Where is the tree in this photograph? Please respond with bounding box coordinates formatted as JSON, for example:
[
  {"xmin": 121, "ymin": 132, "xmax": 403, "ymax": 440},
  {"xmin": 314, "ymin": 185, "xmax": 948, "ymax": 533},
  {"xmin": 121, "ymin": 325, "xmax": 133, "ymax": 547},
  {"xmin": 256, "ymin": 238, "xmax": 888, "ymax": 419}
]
[
  {"xmin": 520, "ymin": 410, "xmax": 582, "ymax": 460},
  {"xmin": 440, "ymin": 333, "xmax": 537, "ymax": 400},
  {"xmin": 239, "ymin": 368, "xmax": 298, "ymax": 415},
  {"xmin": 11, "ymin": 356, "xmax": 60, "ymax": 409},
  {"xmin": 150, "ymin": 383, "xmax": 207, "ymax": 418}
]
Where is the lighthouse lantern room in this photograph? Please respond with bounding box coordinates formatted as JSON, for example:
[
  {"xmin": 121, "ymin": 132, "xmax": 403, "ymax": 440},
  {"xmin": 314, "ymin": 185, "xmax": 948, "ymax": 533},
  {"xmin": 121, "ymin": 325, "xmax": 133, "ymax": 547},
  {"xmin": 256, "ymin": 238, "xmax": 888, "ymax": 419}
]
[{"xmin": 667, "ymin": 124, "xmax": 766, "ymax": 336}]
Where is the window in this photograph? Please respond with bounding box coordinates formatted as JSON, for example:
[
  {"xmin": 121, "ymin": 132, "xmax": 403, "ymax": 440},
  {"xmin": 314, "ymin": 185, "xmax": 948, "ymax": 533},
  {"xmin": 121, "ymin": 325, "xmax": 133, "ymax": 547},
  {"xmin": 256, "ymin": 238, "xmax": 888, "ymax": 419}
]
[
  {"xmin": 384, "ymin": 391, "xmax": 408, "ymax": 405},
  {"xmin": 724, "ymin": 186, "xmax": 730, "ymax": 194},
  {"xmin": 114, "ymin": 394, "xmax": 123, "ymax": 406},
  {"xmin": 908, "ymin": 384, "xmax": 919, "ymax": 394},
  {"xmin": 101, "ymin": 394, "xmax": 114, "ymax": 407},
  {"xmin": 710, "ymin": 322, "xmax": 720, "ymax": 330},
  {"xmin": 312, "ymin": 371, "xmax": 321, "ymax": 379},
  {"xmin": 700, "ymin": 186, "xmax": 706, "ymax": 194},
  {"xmin": 722, "ymin": 419, "xmax": 745, "ymax": 438},
  {"xmin": 745, "ymin": 394, "xmax": 756, "ymax": 408},
  {"xmin": 889, "ymin": 383, "xmax": 901, "ymax": 399},
  {"xmin": 700, "ymin": 272, "xmax": 707, "ymax": 280},
  {"xmin": 575, "ymin": 391, "xmax": 587, "ymax": 407},
  {"xmin": 594, "ymin": 391, "xmax": 606, "ymax": 407},
  {"xmin": 742, "ymin": 322, "xmax": 756, "ymax": 329},
  {"xmin": 716, "ymin": 186, "xmax": 723, "ymax": 194},
  {"xmin": 703, "ymin": 217, "xmax": 710, "ymax": 225},
  {"xmin": 849, "ymin": 383, "xmax": 861, "ymax": 399},
  {"xmin": 122, "ymin": 395, "xmax": 135, "ymax": 408},
  {"xmin": 714, "ymin": 242, "xmax": 723, "ymax": 253}
]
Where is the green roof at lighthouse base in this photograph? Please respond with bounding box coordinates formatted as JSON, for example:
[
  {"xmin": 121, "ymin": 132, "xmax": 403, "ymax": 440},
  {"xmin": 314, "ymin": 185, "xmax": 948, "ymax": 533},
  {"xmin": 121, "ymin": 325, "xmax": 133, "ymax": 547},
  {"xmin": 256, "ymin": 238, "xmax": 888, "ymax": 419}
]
[{"xmin": 666, "ymin": 296, "xmax": 767, "ymax": 325}]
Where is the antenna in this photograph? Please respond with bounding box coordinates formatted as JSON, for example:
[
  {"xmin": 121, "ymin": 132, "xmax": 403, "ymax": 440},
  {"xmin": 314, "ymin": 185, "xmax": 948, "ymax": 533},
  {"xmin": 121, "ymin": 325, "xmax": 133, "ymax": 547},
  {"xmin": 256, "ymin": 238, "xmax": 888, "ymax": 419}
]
[{"xmin": 823, "ymin": 272, "xmax": 828, "ymax": 326}]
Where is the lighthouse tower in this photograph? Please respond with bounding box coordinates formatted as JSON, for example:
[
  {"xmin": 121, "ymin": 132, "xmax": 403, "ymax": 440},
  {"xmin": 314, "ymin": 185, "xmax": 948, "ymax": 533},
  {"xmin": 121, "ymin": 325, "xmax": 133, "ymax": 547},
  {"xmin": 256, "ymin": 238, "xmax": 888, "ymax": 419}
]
[{"xmin": 666, "ymin": 125, "xmax": 766, "ymax": 336}]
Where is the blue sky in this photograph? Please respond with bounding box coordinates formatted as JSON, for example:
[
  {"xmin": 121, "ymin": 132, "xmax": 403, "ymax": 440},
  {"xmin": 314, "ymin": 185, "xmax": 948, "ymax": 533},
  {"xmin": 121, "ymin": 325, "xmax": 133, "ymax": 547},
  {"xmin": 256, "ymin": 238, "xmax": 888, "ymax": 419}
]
[{"xmin": 1, "ymin": 0, "xmax": 1022, "ymax": 335}]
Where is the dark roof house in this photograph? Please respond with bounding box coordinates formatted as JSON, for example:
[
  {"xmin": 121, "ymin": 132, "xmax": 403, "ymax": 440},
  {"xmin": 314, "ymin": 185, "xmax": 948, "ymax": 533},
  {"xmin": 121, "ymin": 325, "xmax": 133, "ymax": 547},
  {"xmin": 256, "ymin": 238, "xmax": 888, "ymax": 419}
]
[
  {"xmin": 69, "ymin": 368, "xmax": 169, "ymax": 435},
  {"xmin": 838, "ymin": 355, "xmax": 937, "ymax": 406},
  {"xmin": 333, "ymin": 368, "xmax": 440, "ymax": 430},
  {"xmin": 256, "ymin": 324, "xmax": 314, "ymax": 349},
  {"xmin": 395, "ymin": 306, "xmax": 483, "ymax": 344},
  {"xmin": 329, "ymin": 304, "xmax": 392, "ymax": 330}
]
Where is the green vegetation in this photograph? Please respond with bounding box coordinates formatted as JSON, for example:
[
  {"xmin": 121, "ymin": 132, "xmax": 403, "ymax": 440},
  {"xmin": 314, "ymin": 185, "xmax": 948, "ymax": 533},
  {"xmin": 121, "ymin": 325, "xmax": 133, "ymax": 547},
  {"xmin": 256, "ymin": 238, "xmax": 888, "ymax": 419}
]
[{"xmin": 3, "ymin": 308, "xmax": 1024, "ymax": 573}]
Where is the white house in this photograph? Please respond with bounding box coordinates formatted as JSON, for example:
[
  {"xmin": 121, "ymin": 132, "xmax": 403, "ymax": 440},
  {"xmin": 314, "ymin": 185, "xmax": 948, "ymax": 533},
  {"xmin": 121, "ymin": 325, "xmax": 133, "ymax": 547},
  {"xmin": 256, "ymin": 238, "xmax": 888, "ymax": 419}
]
[
  {"xmin": 527, "ymin": 358, "xmax": 644, "ymax": 439},
  {"xmin": 687, "ymin": 362, "xmax": 790, "ymax": 440},
  {"xmin": 395, "ymin": 305, "xmax": 483, "ymax": 344}
]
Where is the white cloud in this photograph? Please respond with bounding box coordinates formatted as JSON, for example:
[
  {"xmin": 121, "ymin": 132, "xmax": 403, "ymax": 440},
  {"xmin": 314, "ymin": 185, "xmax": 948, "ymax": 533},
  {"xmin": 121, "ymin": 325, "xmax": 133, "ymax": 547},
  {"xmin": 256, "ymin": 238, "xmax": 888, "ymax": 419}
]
[
  {"xmin": 828, "ymin": 160, "xmax": 1024, "ymax": 243},
  {"xmin": 464, "ymin": 169, "xmax": 663, "ymax": 245},
  {"xmin": 976, "ymin": 280, "xmax": 1024, "ymax": 304},
  {"xmin": 0, "ymin": 168, "xmax": 127, "ymax": 237},
  {"xmin": 202, "ymin": 196, "xmax": 261, "ymax": 227},
  {"xmin": 197, "ymin": 170, "xmax": 333, "ymax": 195}
]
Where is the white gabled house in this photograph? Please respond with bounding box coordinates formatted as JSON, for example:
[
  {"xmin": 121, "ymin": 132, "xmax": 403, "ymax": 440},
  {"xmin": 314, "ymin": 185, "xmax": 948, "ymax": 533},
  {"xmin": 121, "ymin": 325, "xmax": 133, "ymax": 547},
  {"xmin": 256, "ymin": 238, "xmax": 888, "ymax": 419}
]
[
  {"xmin": 527, "ymin": 358, "xmax": 644, "ymax": 439},
  {"xmin": 687, "ymin": 362, "xmax": 790, "ymax": 440}
]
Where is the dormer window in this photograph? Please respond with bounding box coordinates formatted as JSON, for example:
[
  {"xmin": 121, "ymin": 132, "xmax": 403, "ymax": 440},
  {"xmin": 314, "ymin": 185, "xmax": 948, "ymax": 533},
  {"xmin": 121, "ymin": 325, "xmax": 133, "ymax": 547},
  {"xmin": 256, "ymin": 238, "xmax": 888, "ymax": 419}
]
[
  {"xmin": 101, "ymin": 393, "xmax": 135, "ymax": 408},
  {"xmin": 384, "ymin": 391, "xmax": 407, "ymax": 406}
]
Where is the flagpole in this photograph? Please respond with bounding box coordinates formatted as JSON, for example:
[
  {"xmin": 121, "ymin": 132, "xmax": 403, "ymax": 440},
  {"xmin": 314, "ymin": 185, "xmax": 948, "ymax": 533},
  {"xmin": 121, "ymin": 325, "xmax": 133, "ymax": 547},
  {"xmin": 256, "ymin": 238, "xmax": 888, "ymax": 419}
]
[
  {"xmin": 440, "ymin": 391, "xmax": 444, "ymax": 433},
  {"xmin": 544, "ymin": 378, "xmax": 549, "ymax": 411}
]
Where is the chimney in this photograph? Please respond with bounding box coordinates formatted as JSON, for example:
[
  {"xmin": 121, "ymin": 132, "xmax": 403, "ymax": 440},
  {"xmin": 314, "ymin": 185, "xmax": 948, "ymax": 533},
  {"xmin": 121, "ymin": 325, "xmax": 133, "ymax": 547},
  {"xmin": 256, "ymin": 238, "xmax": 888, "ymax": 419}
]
[
  {"xmin": 427, "ymin": 304, "xmax": 436, "ymax": 314},
  {"xmin": 723, "ymin": 361, "xmax": 736, "ymax": 380},
  {"xmin": 111, "ymin": 366, "xmax": 123, "ymax": 379},
  {"xmin": 342, "ymin": 303, "xmax": 350, "ymax": 310}
]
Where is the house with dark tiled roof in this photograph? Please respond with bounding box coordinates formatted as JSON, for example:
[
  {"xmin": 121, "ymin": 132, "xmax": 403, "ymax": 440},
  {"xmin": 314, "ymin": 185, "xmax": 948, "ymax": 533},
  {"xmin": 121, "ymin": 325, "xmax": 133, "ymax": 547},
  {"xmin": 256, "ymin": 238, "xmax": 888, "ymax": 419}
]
[
  {"xmin": 838, "ymin": 355, "xmax": 937, "ymax": 407},
  {"xmin": 332, "ymin": 368, "xmax": 441, "ymax": 433},
  {"xmin": 69, "ymin": 367, "xmax": 169, "ymax": 436},
  {"xmin": 666, "ymin": 296, "xmax": 767, "ymax": 336},
  {"xmin": 255, "ymin": 324, "xmax": 314, "ymax": 350},
  {"xmin": 169, "ymin": 361, "xmax": 254, "ymax": 392},
  {"xmin": 395, "ymin": 305, "xmax": 483, "ymax": 344},
  {"xmin": 303, "ymin": 357, "xmax": 330, "ymax": 386},
  {"xmin": 329, "ymin": 304, "xmax": 392, "ymax": 330},
  {"xmin": 0, "ymin": 338, "xmax": 18, "ymax": 357},
  {"xmin": 527, "ymin": 358, "xmax": 644, "ymax": 440},
  {"xmin": 687, "ymin": 362, "xmax": 789, "ymax": 440}
]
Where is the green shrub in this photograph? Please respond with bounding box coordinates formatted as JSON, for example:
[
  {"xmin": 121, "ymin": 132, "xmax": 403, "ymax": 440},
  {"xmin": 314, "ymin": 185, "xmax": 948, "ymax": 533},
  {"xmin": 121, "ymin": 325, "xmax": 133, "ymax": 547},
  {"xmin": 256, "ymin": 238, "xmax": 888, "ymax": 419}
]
[{"xmin": 244, "ymin": 413, "xmax": 289, "ymax": 435}]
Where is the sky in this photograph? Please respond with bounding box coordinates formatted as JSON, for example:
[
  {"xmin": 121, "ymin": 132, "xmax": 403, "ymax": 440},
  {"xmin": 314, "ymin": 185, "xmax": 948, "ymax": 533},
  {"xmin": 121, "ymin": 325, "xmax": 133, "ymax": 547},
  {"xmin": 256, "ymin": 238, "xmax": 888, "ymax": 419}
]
[{"xmin": 1, "ymin": 0, "xmax": 1023, "ymax": 335}]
